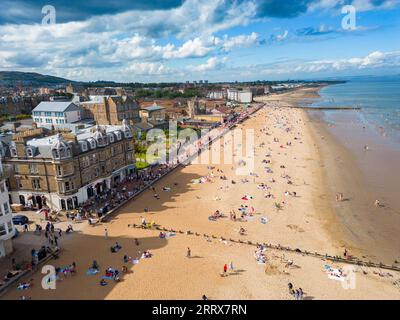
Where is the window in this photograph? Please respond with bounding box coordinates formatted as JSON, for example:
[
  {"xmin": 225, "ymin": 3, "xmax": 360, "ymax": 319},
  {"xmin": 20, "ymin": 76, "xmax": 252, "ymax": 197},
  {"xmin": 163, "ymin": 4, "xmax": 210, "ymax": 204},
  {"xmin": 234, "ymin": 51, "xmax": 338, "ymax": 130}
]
[
  {"xmin": 56, "ymin": 165, "xmax": 62, "ymax": 176},
  {"xmin": 46, "ymin": 118, "xmax": 52, "ymax": 123},
  {"xmin": 0, "ymin": 224, "xmax": 6, "ymax": 236},
  {"xmin": 81, "ymin": 156, "xmax": 90, "ymax": 168},
  {"xmin": 29, "ymin": 164, "xmax": 38, "ymax": 174},
  {"xmin": 16, "ymin": 177, "xmax": 22, "ymax": 189},
  {"xmin": 45, "ymin": 112, "xmax": 52, "ymax": 117},
  {"xmin": 32, "ymin": 178, "xmax": 41, "ymax": 190},
  {"xmin": 10, "ymin": 148, "xmax": 17, "ymax": 157},
  {"xmin": 26, "ymin": 148, "xmax": 34, "ymax": 157},
  {"xmin": 65, "ymin": 181, "xmax": 70, "ymax": 191},
  {"xmin": 80, "ymin": 142, "xmax": 88, "ymax": 152},
  {"xmin": 0, "ymin": 183, "xmax": 5, "ymax": 193},
  {"xmin": 3, "ymin": 203, "xmax": 10, "ymax": 215},
  {"xmin": 7, "ymin": 221, "xmax": 13, "ymax": 233}
]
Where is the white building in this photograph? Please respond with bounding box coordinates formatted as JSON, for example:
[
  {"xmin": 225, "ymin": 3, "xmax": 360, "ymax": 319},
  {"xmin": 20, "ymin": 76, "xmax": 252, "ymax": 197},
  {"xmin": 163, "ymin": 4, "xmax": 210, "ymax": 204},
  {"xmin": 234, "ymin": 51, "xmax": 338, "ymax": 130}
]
[
  {"xmin": 32, "ymin": 102, "xmax": 83, "ymax": 127},
  {"xmin": 0, "ymin": 161, "xmax": 15, "ymax": 258},
  {"xmin": 238, "ymin": 90, "xmax": 253, "ymax": 103},
  {"xmin": 207, "ymin": 90, "xmax": 225, "ymax": 100},
  {"xmin": 227, "ymin": 89, "xmax": 253, "ymax": 103}
]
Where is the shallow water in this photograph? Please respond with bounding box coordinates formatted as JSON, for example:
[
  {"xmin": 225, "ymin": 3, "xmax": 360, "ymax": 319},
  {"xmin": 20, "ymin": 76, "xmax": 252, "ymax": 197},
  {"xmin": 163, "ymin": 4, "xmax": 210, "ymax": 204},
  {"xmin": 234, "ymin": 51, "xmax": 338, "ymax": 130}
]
[{"xmin": 309, "ymin": 76, "xmax": 400, "ymax": 146}]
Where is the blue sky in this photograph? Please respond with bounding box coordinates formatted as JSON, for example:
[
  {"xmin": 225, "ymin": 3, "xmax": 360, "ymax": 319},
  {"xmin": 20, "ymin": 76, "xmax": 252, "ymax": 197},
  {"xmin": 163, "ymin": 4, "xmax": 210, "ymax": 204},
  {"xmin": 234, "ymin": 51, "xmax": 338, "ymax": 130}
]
[{"xmin": 0, "ymin": 0, "xmax": 399, "ymax": 82}]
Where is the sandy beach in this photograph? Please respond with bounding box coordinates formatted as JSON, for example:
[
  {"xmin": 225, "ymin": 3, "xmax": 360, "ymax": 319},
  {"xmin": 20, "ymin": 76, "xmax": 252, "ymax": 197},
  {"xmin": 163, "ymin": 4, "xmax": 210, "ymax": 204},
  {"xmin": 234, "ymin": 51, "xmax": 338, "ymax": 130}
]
[{"xmin": 2, "ymin": 87, "xmax": 400, "ymax": 300}]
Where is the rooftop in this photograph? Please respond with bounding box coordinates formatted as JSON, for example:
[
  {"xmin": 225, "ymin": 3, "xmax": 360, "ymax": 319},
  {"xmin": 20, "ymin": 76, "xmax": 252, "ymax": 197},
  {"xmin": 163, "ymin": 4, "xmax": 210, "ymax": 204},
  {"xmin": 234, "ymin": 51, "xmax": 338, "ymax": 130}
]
[
  {"xmin": 141, "ymin": 105, "xmax": 165, "ymax": 112},
  {"xmin": 32, "ymin": 101, "xmax": 80, "ymax": 113}
]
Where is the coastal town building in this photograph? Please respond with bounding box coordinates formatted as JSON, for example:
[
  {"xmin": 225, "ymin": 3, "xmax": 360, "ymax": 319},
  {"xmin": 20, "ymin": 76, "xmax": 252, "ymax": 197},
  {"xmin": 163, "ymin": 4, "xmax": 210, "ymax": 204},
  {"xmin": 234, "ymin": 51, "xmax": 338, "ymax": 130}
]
[
  {"xmin": 227, "ymin": 89, "xmax": 253, "ymax": 103},
  {"xmin": 139, "ymin": 104, "xmax": 166, "ymax": 124},
  {"xmin": 80, "ymin": 96, "xmax": 140, "ymax": 125},
  {"xmin": 1, "ymin": 120, "xmax": 135, "ymax": 211},
  {"xmin": 32, "ymin": 102, "xmax": 83, "ymax": 127},
  {"xmin": 207, "ymin": 90, "xmax": 226, "ymax": 100},
  {"xmin": 0, "ymin": 161, "xmax": 15, "ymax": 258}
]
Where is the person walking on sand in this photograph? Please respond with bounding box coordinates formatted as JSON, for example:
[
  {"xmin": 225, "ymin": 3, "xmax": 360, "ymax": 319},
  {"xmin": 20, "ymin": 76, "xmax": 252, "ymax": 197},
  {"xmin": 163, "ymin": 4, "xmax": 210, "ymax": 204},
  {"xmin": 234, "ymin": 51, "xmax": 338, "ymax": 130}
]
[
  {"xmin": 230, "ymin": 261, "xmax": 234, "ymax": 272},
  {"xmin": 186, "ymin": 247, "xmax": 191, "ymax": 258},
  {"xmin": 223, "ymin": 264, "xmax": 228, "ymax": 276},
  {"xmin": 104, "ymin": 228, "xmax": 108, "ymax": 239}
]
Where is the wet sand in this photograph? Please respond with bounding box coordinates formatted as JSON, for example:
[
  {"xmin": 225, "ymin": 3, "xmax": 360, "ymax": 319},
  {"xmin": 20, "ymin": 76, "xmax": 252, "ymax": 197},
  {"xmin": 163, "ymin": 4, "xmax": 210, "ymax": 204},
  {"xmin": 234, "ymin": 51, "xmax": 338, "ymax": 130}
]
[
  {"xmin": 308, "ymin": 109, "xmax": 400, "ymax": 264},
  {"xmin": 2, "ymin": 88, "xmax": 400, "ymax": 300}
]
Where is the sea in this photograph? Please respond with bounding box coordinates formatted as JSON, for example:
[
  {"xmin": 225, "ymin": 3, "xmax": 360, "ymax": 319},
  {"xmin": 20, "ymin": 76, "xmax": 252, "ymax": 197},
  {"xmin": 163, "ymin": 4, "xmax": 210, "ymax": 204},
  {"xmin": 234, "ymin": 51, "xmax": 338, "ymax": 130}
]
[{"xmin": 306, "ymin": 75, "xmax": 400, "ymax": 146}]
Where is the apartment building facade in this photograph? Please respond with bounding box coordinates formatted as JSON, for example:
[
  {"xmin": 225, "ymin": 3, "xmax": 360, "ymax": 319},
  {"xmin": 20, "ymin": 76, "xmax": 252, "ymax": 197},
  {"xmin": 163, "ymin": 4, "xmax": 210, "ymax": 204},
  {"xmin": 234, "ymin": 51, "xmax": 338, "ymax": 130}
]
[
  {"xmin": 1, "ymin": 120, "xmax": 135, "ymax": 211},
  {"xmin": 0, "ymin": 162, "xmax": 15, "ymax": 257}
]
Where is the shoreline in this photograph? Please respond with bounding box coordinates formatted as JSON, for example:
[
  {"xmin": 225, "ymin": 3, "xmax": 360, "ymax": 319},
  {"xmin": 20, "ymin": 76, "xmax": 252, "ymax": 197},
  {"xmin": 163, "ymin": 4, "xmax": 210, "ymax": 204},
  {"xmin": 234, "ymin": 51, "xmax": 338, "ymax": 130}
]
[{"xmin": 302, "ymin": 85, "xmax": 400, "ymax": 264}]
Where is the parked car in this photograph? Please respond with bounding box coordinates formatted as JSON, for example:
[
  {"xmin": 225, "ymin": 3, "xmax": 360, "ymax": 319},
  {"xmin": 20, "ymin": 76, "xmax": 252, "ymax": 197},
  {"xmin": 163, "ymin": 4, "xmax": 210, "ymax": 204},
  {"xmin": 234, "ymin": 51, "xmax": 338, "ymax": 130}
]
[{"xmin": 12, "ymin": 215, "xmax": 29, "ymax": 225}]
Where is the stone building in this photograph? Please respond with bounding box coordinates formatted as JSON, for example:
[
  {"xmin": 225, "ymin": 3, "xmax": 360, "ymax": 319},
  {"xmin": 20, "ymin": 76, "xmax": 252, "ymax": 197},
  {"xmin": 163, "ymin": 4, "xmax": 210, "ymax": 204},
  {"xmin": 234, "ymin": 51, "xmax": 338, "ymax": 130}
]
[
  {"xmin": 1, "ymin": 120, "xmax": 135, "ymax": 211},
  {"xmin": 0, "ymin": 161, "xmax": 15, "ymax": 258},
  {"xmin": 80, "ymin": 96, "xmax": 140, "ymax": 125}
]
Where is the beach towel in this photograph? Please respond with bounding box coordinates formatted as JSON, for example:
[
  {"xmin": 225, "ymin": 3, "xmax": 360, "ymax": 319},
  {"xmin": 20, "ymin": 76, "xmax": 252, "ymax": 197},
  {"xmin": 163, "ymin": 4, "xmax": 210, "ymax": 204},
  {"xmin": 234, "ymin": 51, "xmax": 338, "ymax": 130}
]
[
  {"xmin": 241, "ymin": 195, "xmax": 254, "ymax": 201},
  {"xmin": 165, "ymin": 232, "xmax": 176, "ymax": 239},
  {"xmin": 132, "ymin": 259, "xmax": 140, "ymax": 265},
  {"xmin": 86, "ymin": 268, "xmax": 99, "ymax": 275}
]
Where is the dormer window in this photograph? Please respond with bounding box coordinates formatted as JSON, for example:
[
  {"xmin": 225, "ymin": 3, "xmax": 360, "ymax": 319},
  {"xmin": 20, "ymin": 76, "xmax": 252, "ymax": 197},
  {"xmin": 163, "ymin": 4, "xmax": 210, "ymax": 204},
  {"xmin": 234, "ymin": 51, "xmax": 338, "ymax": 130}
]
[
  {"xmin": 10, "ymin": 148, "xmax": 17, "ymax": 157},
  {"xmin": 52, "ymin": 149, "xmax": 60, "ymax": 159},
  {"xmin": 88, "ymin": 139, "xmax": 96, "ymax": 149},
  {"xmin": 80, "ymin": 141, "xmax": 88, "ymax": 152},
  {"xmin": 108, "ymin": 134, "xmax": 114, "ymax": 143},
  {"xmin": 51, "ymin": 134, "xmax": 72, "ymax": 160},
  {"xmin": 26, "ymin": 147, "xmax": 34, "ymax": 157},
  {"xmin": 115, "ymin": 131, "xmax": 122, "ymax": 140},
  {"xmin": 124, "ymin": 129, "xmax": 132, "ymax": 138}
]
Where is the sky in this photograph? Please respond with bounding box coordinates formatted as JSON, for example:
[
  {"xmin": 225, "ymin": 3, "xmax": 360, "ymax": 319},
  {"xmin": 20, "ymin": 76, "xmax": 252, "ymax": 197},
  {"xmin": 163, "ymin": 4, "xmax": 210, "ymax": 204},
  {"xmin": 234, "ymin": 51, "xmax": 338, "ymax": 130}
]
[{"xmin": 0, "ymin": 0, "xmax": 399, "ymax": 83}]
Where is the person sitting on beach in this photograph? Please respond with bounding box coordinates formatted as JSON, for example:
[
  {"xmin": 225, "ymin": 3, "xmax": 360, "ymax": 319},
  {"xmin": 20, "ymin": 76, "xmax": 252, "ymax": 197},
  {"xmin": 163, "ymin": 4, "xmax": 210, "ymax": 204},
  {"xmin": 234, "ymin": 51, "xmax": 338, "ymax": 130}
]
[
  {"xmin": 239, "ymin": 227, "xmax": 246, "ymax": 235},
  {"xmin": 100, "ymin": 279, "xmax": 107, "ymax": 286},
  {"xmin": 374, "ymin": 199, "xmax": 381, "ymax": 207},
  {"xmin": 134, "ymin": 238, "xmax": 140, "ymax": 246},
  {"xmin": 123, "ymin": 255, "xmax": 131, "ymax": 263},
  {"xmin": 111, "ymin": 242, "xmax": 122, "ymax": 253},
  {"xmin": 92, "ymin": 260, "xmax": 99, "ymax": 271},
  {"xmin": 142, "ymin": 250, "xmax": 152, "ymax": 259},
  {"xmin": 159, "ymin": 232, "xmax": 166, "ymax": 239},
  {"xmin": 66, "ymin": 225, "xmax": 74, "ymax": 234}
]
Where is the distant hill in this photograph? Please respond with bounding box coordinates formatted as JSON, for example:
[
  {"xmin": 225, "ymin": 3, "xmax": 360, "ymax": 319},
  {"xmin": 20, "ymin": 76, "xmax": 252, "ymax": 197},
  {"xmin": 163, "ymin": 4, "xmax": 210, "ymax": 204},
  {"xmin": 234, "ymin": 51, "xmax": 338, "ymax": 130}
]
[{"xmin": 0, "ymin": 71, "xmax": 79, "ymax": 87}]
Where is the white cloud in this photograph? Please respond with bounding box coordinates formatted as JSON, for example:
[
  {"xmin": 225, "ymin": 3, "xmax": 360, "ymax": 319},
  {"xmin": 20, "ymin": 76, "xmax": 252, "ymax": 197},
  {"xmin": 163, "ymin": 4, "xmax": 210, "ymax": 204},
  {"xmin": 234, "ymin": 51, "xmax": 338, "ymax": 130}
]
[
  {"xmin": 128, "ymin": 62, "xmax": 172, "ymax": 76},
  {"xmin": 220, "ymin": 32, "xmax": 259, "ymax": 51},
  {"xmin": 189, "ymin": 57, "xmax": 227, "ymax": 72}
]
